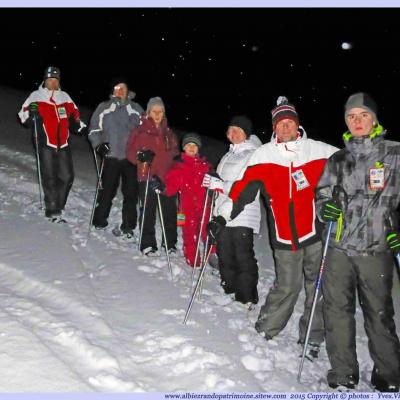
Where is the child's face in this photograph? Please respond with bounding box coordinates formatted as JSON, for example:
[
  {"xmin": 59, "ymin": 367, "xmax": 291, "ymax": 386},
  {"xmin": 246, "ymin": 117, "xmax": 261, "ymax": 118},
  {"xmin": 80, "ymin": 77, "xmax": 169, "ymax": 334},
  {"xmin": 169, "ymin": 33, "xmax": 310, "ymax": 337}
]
[{"xmin": 184, "ymin": 143, "xmax": 199, "ymax": 157}]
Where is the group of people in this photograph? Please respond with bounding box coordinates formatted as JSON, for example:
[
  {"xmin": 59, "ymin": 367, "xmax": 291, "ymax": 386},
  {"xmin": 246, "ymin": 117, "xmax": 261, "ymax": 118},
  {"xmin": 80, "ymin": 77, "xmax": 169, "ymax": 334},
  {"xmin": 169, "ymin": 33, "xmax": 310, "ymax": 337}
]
[{"xmin": 18, "ymin": 66, "xmax": 400, "ymax": 392}]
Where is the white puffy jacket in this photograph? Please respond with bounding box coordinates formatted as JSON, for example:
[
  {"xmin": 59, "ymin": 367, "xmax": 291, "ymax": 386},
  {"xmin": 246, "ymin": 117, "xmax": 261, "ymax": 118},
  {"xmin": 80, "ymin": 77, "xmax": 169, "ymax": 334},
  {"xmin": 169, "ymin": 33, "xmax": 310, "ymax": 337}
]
[{"xmin": 214, "ymin": 135, "xmax": 262, "ymax": 233}]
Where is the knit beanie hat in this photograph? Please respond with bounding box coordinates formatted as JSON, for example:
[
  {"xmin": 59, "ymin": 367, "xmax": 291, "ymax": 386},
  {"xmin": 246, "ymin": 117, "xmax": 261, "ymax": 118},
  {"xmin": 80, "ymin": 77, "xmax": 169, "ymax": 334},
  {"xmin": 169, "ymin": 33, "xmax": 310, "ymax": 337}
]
[
  {"xmin": 44, "ymin": 66, "xmax": 61, "ymax": 81},
  {"xmin": 344, "ymin": 92, "xmax": 378, "ymax": 123},
  {"xmin": 182, "ymin": 132, "xmax": 202, "ymax": 149},
  {"xmin": 146, "ymin": 96, "xmax": 165, "ymax": 114},
  {"xmin": 228, "ymin": 115, "xmax": 253, "ymax": 138},
  {"xmin": 271, "ymin": 96, "xmax": 299, "ymax": 129}
]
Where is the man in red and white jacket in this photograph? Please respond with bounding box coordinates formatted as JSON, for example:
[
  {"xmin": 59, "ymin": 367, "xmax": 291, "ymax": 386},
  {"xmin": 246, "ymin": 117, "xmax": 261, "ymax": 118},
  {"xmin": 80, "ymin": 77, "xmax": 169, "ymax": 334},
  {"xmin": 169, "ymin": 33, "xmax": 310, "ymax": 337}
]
[
  {"xmin": 18, "ymin": 66, "xmax": 86, "ymax": 221},
  {"xmin": 208, "ymin": 97, "xmax": 338, "ymax": 357}
]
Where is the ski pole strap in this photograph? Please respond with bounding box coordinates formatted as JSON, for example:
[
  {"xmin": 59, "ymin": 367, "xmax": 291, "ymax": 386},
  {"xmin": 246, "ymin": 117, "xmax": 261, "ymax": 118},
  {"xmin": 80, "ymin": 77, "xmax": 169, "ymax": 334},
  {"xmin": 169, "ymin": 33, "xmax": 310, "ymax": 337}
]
[{"xmin": 335, "ymin": 212, "xmax": 343, "ymax": 242}]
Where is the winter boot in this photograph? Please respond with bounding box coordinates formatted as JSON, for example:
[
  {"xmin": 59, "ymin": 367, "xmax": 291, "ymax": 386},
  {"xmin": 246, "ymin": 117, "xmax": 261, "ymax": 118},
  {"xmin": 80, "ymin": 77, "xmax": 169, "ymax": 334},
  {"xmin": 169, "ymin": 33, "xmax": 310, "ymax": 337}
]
[
  {"xmin": 142, "ymin": 247, "xmax": 160, "ymax": 257},
  {"xmin": 371, "ymin": 367, "xmax": 399, "ymax": 392},
  {"xmin": 327, "ymin": 371, "xmax": 358, "ymax": 390}
]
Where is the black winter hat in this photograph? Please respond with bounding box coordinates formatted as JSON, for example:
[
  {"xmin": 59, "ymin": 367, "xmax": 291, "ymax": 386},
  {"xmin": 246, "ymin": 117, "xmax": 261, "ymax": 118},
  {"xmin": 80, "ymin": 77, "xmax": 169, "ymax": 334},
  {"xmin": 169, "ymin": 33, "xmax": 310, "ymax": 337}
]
[
  {"xmin": 228, "ymin": 115, "xmax": 253, "ymax": 138},
  {"xmin": 44, "ymin": 66, "xmax": 61, "ymax": 81},
  {"xmin": 182, "ymin": 132, "xmax": 202, "ymax": 149}
]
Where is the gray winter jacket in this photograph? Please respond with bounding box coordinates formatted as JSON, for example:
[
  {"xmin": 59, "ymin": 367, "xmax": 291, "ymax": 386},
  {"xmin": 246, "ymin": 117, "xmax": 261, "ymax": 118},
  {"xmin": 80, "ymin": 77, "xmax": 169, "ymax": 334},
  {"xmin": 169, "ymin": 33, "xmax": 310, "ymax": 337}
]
[
  {"xmin": 316, "ymin": 127, "xmax": 400, "ymax": 256},
  {"xmin": 88, "ymin": 93, "xmax": 144, "ymax": 160}
]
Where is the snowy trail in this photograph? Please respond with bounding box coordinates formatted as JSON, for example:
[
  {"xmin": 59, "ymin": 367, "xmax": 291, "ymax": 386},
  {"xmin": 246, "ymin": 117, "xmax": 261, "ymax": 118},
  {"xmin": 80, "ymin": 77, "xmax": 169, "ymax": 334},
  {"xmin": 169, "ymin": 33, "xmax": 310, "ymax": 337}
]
[{"xmin": 0, "ymin": 86, "xmax": 399, "ymax": 392}]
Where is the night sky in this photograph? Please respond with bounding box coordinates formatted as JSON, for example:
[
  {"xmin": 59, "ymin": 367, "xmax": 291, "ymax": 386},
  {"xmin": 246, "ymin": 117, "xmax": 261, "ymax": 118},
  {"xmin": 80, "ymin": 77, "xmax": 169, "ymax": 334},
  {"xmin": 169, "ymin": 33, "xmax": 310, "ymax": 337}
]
[{"xmin": 1, "ymin": 8, "xmax": 400, "ymax": 147}]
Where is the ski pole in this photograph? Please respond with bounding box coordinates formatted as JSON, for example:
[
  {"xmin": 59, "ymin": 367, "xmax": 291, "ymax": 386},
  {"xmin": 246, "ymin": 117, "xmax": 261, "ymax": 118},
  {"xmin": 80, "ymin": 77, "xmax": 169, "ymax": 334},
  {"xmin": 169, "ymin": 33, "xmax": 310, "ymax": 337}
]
[
  {"xmin": 191, "ymin": 188, "xmax": 210, "ymax": 285},
  {"xmin": 198, "ymin": 191, "xmax": 217, "ymax": 298},
  {"xmin": 156, "ymin": 190, "xmax": 173, "ymax": 280},
  {"xmin": 183, "ymin": 244, "xmax": 215, "ymax": 325},
  {"xmin": 138, "ymin": 166, "xmax": 151, "ymax": 251},
  {"xmin": 87, "ymin": 158, "xmax": 105, "ymax": 238},
  {"xmin": 298, "ymin": 185, "xmax": 342, "ymax": 383},
  {"xmin": 33, "ymin": 115, "xmax": 44, "ymax": 210},
  {"xmin": 93, "ymin": 149, "xmax": 102, "ymax": 190}
]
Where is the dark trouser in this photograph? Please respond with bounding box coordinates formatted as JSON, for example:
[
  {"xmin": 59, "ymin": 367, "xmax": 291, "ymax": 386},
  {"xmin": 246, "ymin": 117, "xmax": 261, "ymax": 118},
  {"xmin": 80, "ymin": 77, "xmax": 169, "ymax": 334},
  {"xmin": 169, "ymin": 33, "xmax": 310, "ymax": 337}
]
[
  {"xmin": 256, "ymin": 241, "xmax": 324, "ymax": 343},
  {"xmin": 138, "ymin": 181, "xmax": 177, "ymax": 251},
  {"xmin": 39, "ymin": 145, "xmax": 74, "ymax": 217},
  {"xmin": 217, "ymin": 226, "xmax": 259, "ymax": 304},
  {"xmin": 92, "ymin": 157, "xmax": 138, "ymax": 231},
  {"xmin": 323, "ymin": 249, "xmax": 400, "ymax": 387}
]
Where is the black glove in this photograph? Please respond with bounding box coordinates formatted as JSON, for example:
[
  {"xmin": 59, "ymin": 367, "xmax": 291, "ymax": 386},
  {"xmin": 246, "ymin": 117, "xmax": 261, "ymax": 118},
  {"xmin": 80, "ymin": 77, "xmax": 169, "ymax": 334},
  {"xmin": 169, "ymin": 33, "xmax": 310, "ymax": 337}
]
[
  {"xmin": 386, "ymin": 232, "xmax": 400, "ymax": 253},
  {"xmin": 137, "ymin": 149, "xmax": 155, "ymax": 163},
  {"xmin": 321, "ymin": 200, "xmax": 342, "ymax": 222},
  {"xmin": 149, "ymin": 175, "xmax": 165, "ymax": 193},
  {"xmin": 96, "ymin": 143, "xmax": 110, "ymax": 157},
  {"xmin": 206, "ymin": 216, "xmax": 227, "ymax": 244}
]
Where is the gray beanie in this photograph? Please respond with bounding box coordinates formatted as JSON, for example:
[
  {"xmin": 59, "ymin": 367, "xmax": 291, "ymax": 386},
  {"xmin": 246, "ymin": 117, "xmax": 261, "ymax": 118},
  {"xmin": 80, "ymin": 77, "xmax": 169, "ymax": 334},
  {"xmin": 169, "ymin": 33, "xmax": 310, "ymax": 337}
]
[
  {"xmin": 146, "ymin": 96, "xmax": 165, "ymax": 114},
  {"xmin": 345, "ymin": 92, "xmax": 378, "ymax": 122},
  {"xmin": 182, "ymin": 132, "xmax": 202, "ymax": 149}
]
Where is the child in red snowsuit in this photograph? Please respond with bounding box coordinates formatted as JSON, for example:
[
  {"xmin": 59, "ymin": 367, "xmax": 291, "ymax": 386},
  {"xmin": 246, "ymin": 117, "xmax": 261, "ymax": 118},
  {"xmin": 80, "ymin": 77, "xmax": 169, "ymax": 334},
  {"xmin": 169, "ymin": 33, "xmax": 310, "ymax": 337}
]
[{"xmin": 164, "ymin": 133, "xmax": 213, "ymax": 267}]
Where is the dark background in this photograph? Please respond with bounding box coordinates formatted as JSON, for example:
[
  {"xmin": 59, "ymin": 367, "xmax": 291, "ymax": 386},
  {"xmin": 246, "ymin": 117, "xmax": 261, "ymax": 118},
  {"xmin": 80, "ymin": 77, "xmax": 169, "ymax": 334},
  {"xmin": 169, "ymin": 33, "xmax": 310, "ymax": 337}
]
[{"xmin": 1, "ymin": 8, "xmax": 400, "ymax": 147}]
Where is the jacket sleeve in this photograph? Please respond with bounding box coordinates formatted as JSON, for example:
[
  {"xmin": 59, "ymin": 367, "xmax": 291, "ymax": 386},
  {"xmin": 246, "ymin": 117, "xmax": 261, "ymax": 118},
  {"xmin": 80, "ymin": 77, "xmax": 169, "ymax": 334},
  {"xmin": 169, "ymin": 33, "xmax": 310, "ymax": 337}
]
[
  {"xmin": 18, "ymin": 92, "xmax": 35, "ymax": 125},
  {"xmin": 88, "ymin": 102, "xmax": 107, "ymax": 149},
  {"xmin": 314, "ymin": 156, "xmax": 336, "ymax": 222},
  {"xmin": 164, "ymin": 164, "xmax": 182, "ymax": 196},
  {"xmin": 126, "ymin": 128, "xmax": 139, "ymax": 165},
  {"xmin": 229, "ymin": 163, "xmax": 266, "ymax": 221},
  {"xmin": 170, "ymin": 131, "xmax": 180, "ymax": 158}
]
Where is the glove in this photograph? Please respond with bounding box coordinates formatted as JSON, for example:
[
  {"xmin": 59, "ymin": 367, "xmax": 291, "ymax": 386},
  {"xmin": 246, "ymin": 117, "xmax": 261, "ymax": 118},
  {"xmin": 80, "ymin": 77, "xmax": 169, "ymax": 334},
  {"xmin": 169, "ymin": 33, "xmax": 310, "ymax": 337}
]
[
  {"xmin": 202, "ymin": 173, "xmax": 224, "ymax": 193},
  {"xmin": 96, "ymin": 143, "xmax": 110, "ymax": 157},
  {"xmin": 149, "ymin": 175, "xmax": 165, "ymax": 194},
  {"xmin": 137, "ymin": 149, "xmax": 155, "ymax": 163},
  {"xmin": 321, "ymin": 200, "xmax": 342, "ymax": 222},
  {"xmin": 206, "ymin": 216, "xmax": 227, "ymax": 244},
  {"xmin": 29, "ymin": 102, "xmax": 39, "ymax": 117},
  {"xmin": 386, "ymin": 232, "xmax": 400, "ymax": 253}
]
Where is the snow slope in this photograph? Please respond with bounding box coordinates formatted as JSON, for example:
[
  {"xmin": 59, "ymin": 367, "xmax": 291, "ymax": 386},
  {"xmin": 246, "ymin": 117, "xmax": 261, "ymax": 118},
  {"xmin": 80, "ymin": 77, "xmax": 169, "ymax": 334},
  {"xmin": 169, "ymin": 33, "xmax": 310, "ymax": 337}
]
[{"xmin": 0, "ymin": 86, "xmax": 398, "ymax": 392}]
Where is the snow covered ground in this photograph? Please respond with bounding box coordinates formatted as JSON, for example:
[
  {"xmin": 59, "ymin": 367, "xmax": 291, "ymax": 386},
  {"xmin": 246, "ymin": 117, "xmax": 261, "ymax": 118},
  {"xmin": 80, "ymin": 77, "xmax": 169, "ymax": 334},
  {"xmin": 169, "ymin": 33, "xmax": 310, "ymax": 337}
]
[{"xmin": 0, "ymin": 86, "xmax": 399, "ymax": 392}]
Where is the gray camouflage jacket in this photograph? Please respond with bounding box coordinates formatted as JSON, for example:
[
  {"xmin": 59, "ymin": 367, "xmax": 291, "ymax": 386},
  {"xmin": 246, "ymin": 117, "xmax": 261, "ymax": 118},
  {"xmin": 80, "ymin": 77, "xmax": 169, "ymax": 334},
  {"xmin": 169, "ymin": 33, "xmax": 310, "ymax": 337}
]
[
  {"xmin": 315, "ymin": 126, "xmax": 400, "ymax": 256},
  {"xmin": 88, "ymin": 93, "xmax": 144, "ymax": 160}
]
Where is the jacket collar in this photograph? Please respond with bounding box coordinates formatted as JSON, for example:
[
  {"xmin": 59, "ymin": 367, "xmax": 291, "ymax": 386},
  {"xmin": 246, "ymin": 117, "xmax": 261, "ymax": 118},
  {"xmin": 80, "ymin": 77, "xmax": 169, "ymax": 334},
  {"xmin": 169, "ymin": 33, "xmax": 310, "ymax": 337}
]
[{"xmin": 343, "ymin": 124, "xmax": 386, "ymax": 156}]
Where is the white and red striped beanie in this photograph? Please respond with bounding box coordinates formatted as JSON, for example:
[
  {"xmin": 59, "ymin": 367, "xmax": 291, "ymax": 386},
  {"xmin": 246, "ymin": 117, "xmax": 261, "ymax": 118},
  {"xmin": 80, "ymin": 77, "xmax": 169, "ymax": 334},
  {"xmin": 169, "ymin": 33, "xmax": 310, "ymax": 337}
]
[{"xmin": 271, "ymin": 96, "xmax": 299, "ymax": 129}]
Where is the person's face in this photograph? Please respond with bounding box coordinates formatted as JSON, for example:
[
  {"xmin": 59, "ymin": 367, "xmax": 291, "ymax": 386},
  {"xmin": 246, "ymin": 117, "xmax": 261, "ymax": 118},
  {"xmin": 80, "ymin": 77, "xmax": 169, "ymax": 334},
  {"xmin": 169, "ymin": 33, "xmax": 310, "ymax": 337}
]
[
  {"xmin": 345, "ymin": 107, "xmax": 375, "ymax": 137},
  {"xmin": 226, "ymin": 126, "xmax": 247, "ymax": 144},
  {"xmin": 113, "ymin": 83, "xmax": 128, "ymax": 100},
  {"xmin": 148, "ymin": 105, "xmax": 165, "ymax": 126},
  {"xmin": 275, "ymin": 118, "xmax": 298, "ymax": 142},
  {"xmin": 45, "ymin": 78, "xmax": 60, "ymax": 91},
  {"xmin": 183, "ymin": 142, "xmax": 199, "ymax": 157}
]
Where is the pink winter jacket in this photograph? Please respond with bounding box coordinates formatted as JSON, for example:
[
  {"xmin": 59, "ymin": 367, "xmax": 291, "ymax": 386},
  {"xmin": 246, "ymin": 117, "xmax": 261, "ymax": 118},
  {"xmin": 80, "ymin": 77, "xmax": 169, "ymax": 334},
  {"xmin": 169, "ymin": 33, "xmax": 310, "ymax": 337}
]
[{"xmin": 126, "ymin": 116, "xmax": 179, "ymax": 182}]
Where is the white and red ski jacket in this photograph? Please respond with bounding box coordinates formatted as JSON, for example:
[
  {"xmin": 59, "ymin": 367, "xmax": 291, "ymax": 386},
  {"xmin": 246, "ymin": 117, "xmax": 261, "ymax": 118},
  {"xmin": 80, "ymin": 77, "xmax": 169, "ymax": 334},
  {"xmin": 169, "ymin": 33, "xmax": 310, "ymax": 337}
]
[
  {"xmin": 19, "ymin": 84, "xmax": 82, "ymax": 149},
  {"xmin": 229, "ymin": 128, "xmax": 338, "ymax": 251}
]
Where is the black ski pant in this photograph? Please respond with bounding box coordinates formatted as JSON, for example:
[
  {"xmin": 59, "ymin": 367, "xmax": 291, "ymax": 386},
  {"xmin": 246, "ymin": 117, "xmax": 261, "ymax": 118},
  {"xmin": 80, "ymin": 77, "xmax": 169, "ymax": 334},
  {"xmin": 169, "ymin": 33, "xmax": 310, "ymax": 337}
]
[
  {"xmin": 39, "ymin": 145, "xmax": 74, "ymax": 217},
  {"xmin": 138, "ymin": 181, "xmax": 177, "ymax": 251},
  {"xmin": 217, "ymin": 226, "xmax": 259, "ymax": 304},
  {"xmin": 255, "ymin": 241, "xmax": 324, "ymax": 343},
  {"xmin": 323, "ymin": 248, "xmax": 400, "ymax": 388},
  {"xmin": 93, "ymin": 157, "xmax": 138, "ymax": 232}
]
